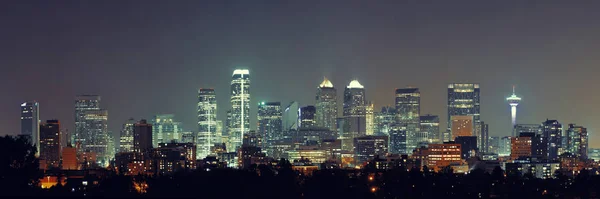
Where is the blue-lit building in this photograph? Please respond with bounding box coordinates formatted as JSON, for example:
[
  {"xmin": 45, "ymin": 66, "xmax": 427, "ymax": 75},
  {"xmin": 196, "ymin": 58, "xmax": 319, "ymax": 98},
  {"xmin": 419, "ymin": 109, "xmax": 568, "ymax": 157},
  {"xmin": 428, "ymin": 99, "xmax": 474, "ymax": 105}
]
[{"xmin": 20, "ymin": 101, "xmax": 40, "ymax": 155}]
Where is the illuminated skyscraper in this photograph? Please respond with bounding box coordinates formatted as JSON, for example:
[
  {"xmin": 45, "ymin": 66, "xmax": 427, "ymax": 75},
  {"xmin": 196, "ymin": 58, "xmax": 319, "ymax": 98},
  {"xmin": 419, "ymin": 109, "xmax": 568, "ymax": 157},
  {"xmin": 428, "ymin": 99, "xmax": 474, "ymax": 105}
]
[
  {"xmin": 198, "ymin": 88, "xmax": 217, "ymax": 159},
  {"xmin": 396, "ymin": 88, "xmax": 421, "ymax": 152},
  {"xmin": 40, "ymin": 120, "xmax": 60, "ymax": 169},
  {"xmin": 20, "ymin": 101, "xmax": 40, "ymax": 155},
  {"xmin": 119, "ymin": 118, "xmax": 135, "ymax": 153},
  {"xmin": 151, "ymin": 114, "xmax": 183, "ymax": 146},
  {"xmin": 450, "ymin": 115, "xmax": 473, "ymax": 140},
  {"xmin": 315, "ymin": 77, "xmax": 338, "ymax": 131},
  {"xmin": 365, "ymin": 102, "xmax": 374, "ymax": 135},
  {"xmin": 447, "ymin": 83, "xmax": 480, "ymax": 129},
  {"xmin": 74, "ymin": 95, "xmax": 109, "ymax": 166},
  {"xmin": 283, "ymin": 101, "xmax": 299, "ymax": 131},
  {"xmin": 374, "ymin": 106, "xmax": 396, "ymax": 136},
  {"xmin": 257, "ymin": 102, "xmax": 282, "ymax": 151},
  {"xmin": 342, "ymin": 80, "xmax": 366, "ymax": 151},
  {"xmin": 300, "ymin": 105, "xmax": 317, "ymax": 128},
  {"xmin": 566, "ymin": 124, "xmax": 588, "ymax": 159},
  {"xmin": 389, "ymin": 124, "xmax": 407, "ymax": 154},
  {"xmin": 506, "ymin": 86, "xmax": 521, "ymax": 129},
  {"xmin": 229, "ymin": 69, "xmax": 250, "ymax": 152},
  {"xmin": 542, "ymin": 119, "xmax": 562, "ymax": 160},
  {"xmin": 354, "ymin": 136, "xmax": 388, "ymax": 165}
]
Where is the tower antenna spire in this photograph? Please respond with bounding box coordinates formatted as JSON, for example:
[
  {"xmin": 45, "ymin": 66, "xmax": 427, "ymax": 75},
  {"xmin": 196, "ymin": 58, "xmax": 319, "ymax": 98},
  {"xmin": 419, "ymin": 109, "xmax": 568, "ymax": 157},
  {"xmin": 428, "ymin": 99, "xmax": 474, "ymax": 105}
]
[{"xmin": 512, "ymin": 85, "xmax": 516, "ymax": 94}]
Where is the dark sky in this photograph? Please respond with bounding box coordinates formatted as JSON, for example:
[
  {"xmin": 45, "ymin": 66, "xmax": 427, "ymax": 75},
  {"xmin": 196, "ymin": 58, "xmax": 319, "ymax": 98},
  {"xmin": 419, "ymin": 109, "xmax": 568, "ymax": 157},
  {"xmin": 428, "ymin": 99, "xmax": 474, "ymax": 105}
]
[{"xmin": 2, "ymin": 1, "xmax": 599, "ymax": 147}]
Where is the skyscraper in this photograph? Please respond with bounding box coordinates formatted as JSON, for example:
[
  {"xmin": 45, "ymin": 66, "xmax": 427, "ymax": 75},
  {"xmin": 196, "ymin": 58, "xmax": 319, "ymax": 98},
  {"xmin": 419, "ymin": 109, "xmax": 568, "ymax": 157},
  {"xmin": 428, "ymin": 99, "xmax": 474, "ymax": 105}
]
[
  {"xmin": 420, "ymin": 114, "xmax": 440, "ymax": 144},
  {"xmin": 374, "ymin": 106, "xmax": 396, "ymax": 136},
  {"xmin": 396, "ymin": 88, "xmax": 421, "ymax": 152},
  {"xmin": 388, "ymin": 124, "xmax": 407, "ymax": 154},
  {"xmin": 20, "ymin": 101, "xmax": 40, "ymax": 155},
  {"xmin": 506, "ymin": 86, "xmax": 521, "ymax": 129},
  {"xmin": 198, "ymin": 88, "xmax": 217, "ymax": 159},
  {"xmin": 229, "ymin": 69, "xmax": 250, "ymax": 152},
  {"xmin": 447, "ymin": 83, "xmax": 480, "ymax": 129},
  {"xmin": 354, "ymin": 136, "xmax": 388, "ymax": 165},
  {"xmin": 119, "ymin": 118, "xmax": 135, "ymax": 153},
  {"xmin": 365, "ymin": 102, "xmax": 374, "ymax": 135},
  {"xmin": 151, "ymin": 114, "xmax": 183, "ymax": 146},
  {"xmin": 299, "ymin": 105, "xmax": 317, "ymax": 128},
  {"xmin": 40, "ymin": 120, "xmax": 60, "ymax": 169},
  {"xmin": 474, "ymin": 121, "xmax": 489, "ymax": 153},
  {"xmin": 283, "ymin": 101, "xmax": 299, "ymax": 131},
  {"xmin": 74, "ymin": 95, "xmax": 109, "ymax": 166},
  {"xmin": 542, "ymin": 119, "xmax": 562, "ymax": 160},
  {"xmin": 257, "ymin": 102, "xmax": 282, "ymax": 151},
  {"xmin": 133, "ymin": 119, "xmax": 152, "ymax": 155},
  {"xmin": 342, "ymin": 80, "xmax": 366, "ymax": 151},
  {"xmin": 315, "ymin": 77, "xmax": 338, "ymax": 131},
  {"xmin": 513, "ymin": 124, "xmax": 541, "ymax": 137},
  {"xmin": 566, "ymin": 124, "xmax": 588, "ymax": 159}
]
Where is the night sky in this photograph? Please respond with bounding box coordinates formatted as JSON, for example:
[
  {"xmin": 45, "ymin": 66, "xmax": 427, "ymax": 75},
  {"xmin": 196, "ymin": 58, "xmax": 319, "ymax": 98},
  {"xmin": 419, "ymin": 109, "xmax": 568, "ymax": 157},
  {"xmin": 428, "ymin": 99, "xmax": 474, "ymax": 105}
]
[{"xmin": 2, "ymin": 1, "xmax": 599, "ymax": 147}]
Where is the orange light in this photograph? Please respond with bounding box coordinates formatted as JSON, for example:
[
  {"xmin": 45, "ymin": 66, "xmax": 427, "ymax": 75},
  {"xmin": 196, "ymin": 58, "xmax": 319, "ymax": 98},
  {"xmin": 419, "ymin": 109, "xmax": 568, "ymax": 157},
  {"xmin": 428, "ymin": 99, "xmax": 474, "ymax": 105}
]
[{"xmin": 371, "ymin": 187, "xmax": 377, "ymax": 193}]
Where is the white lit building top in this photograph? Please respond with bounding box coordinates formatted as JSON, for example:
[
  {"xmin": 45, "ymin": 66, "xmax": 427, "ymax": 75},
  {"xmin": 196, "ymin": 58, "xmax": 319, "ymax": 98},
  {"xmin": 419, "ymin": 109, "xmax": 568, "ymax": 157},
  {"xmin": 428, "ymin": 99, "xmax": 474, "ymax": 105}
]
[
  {"xmin": 347, "ymin": 80, "xmax": 364, "ymax": 89},
  {"xmin": 319, "ymin": 77, "xmax": 334, "ymax": 88},
  {"xmin": 232, "ymin": 69, "xmax": 249, "ymax": 76}
]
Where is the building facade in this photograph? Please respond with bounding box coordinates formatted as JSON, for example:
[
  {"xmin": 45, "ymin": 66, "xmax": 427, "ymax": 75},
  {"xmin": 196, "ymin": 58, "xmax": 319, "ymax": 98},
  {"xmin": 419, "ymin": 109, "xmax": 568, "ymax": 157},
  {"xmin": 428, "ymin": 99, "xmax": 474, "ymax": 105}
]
[
  {"xmin": 198, "ymin": 88, "xmax": 217, "ymax": 159},
  {"xmin": 420, "ymin": 114, "xmax": 440, "ymax": 144},
  {"xmin": 450, "ymin": 115, "xmax": 474, "ymax": 140},
  {"xmin": 299, "ymin": 105, "xmax": 317, "ymax": 128},
  {"xmin": 40, "ymin": 120, "xmax": 61, "ymax": 169},
  {"xmin": 374, "ymin": 106, "xmax": 396, "ymax": 136},
  {"xmin": 566, "ymin": 124, "xmax": 588, "ymax": 159},
  {"xmin": 354, "ymin": 136, "xmax": 388, "ymax": 166},
  {"xmin": 119, "ymin": 118, "xmax": 135, "ymax": 153},
  {"xmin": 257, "ymin": 102, "xmax": 283, "ymax": 150},
  {"xmin": 447, "ymin": 83, "xmax": 480, "ymax": 129},
  {"xmin": 133, "ymin": 119, "xmax": 153, "ymax": 155},
  {"xmin": 395, "ymin": 88, "xmax": 421, "ymax": 153},
  {"xmin": 21, "ymin": 101, "xmax": 40, "ymax": 155},
  {"xmin": 74, "ymin": 95, "xmax": 110, "ymax": 166},
  {"xmin": 229, "ymin": 69, "xmax": 251, "ymax": 152},
  {"xmin": 151, "ymin": 114, "xmax": 183, "ymax": 147},
  {"xmin": 283, "ymin": 101, "xmax": 299, "ymax": 131},
  {"xmin": 315, "ymin": 77, "xmax": 338, "ymax": 131},
  {"xmin": 342, "ymin": 80, "xmax": 366, "ymax": 151},
  {"xmin": 542, "ymin": 119, "xmax": 562, "ymax": 160},
  {"xmin": 389, "ymin": 124, "xmax": 407, "ymax": 154}
]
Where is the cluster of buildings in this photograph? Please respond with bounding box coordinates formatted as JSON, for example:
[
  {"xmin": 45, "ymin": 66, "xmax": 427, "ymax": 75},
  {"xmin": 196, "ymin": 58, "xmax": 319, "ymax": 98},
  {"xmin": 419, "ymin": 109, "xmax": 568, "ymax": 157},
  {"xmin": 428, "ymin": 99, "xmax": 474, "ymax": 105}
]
[{"xmin": 19, "ymin": 69, "xmax": 596, "ymax": 180}]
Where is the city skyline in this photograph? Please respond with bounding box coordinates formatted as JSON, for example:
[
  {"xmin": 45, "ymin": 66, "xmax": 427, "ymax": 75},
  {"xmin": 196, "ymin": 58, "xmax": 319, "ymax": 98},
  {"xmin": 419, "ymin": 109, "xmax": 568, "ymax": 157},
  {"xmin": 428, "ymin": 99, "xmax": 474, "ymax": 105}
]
[{"xmin": 1, "ymin": 1, "xmax": 599, "ymax": 148}]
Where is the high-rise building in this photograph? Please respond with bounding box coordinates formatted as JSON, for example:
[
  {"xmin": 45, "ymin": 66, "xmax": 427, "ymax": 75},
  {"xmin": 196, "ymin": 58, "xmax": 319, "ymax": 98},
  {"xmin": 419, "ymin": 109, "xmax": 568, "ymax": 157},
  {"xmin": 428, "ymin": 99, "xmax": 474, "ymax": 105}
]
[
  {"xmin": 229, "ymin": 69, "xmax": 251, "ymax": 152},
  {"xmin": 396, "ymin": 88, "xmax": 421, "ymax": 152},
  {"xmin": 315, "ymin": 77, "xmax": 338, "ymax": 131},
  {"xmin": 499, "ymin": 136, "xmax": 512, "ymax": 157},
  {"xmin": 40, "ymin": 120, "xmax": 61, "ymax": 169},
  {"xmin": 61, "ymin": 145, "xmax": 78, "ymax": 170},
  {"xmin": 420, "ymin": 114, "xmax": 440, "ymax": 144},
  {"xmin": 447, "ymin": 83, "xmax": 480, "ymax": 129},
  {"xmin": 566, "ymin": 124, "xmax": 588, "ymax": 159},
  {"xmin": 388, "ymin": 124, "xmax": 407, "ymax": 154},
  {"xmin": 198, "ymin": 88, "xmax": 217, "ymax": 159},
  {"xmin": 283, "ymin": 101, "xmax": 299, "ymax": 131},
  {"xmin": 488, "ymin": 136, "xmax": 500, "ymax": 154},
  {"xmin": 151, "ymin": 114, "xmax": 183, "ymax": 147},
  {"xmin": 20, "ymin": 101, "xmax": 40, "ymax": 155},
  {"xmin": 74, "ymin": 95, "xmax": 110, "ymax": 166},
  {"xmin": 299, "ymin": 105, "xmax": 317, "ymax": 128},
  {"xmin": 541, "ymin": 119, "xmax": 562, "ymax": 160},
  {"xmin": 506, "ymin": 86, "xmax": 521, "ymax": 130},
  {"xmin": 354, "ymin": 136, "xmax": 388, "ymax": 165},
  {"xmin": 365, "ymin": 102, "xmax": 374, "ymax": 135},
  {"xmin": 374, "ymin": 106, "xmax": 396, "ymax": 136},
  {"xmin": 342, "ymin": 80, "xmax": 366, "ymax": 151},
  {"xmin": 427, "ymin": 143, "xmax": 462, "ymax": 172},
  {"xmin": 257, "ymin": 102, "xmax": 282, "ymax": 152},
  {"xmin": 510, "ymin": 132, "xmax": 534, "ymax": 160},
  {"xmin": 450, "ymin": 115, "xmax": 473, "ymax": 140},
  {"xmin": 474, "ymin": 121, "xmax": 489, "ymax": 153},
  {"xmin": 133, "ymin": 119, "xmax": 153, "ymax": 155},
  {"xmin": 119, "ymin": 118, "xmax": 135, "ymax": 153}
]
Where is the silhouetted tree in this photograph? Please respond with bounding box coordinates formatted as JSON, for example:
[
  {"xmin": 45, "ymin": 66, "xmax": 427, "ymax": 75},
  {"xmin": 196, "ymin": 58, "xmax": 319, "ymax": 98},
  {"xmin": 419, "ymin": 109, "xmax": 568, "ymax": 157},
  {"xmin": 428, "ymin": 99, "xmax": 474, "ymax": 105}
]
[{"xmin": 0, "ymin": 135, "xmax": 42, "ymax": 196}]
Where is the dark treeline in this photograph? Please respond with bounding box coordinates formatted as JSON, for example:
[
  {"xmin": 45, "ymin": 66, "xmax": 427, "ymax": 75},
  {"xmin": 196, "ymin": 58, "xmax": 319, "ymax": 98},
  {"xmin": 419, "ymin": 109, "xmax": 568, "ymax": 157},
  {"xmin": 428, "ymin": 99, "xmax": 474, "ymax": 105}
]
[{"xmin": 2, "ymin": 135, "xmax": 600, "ymax": 199}]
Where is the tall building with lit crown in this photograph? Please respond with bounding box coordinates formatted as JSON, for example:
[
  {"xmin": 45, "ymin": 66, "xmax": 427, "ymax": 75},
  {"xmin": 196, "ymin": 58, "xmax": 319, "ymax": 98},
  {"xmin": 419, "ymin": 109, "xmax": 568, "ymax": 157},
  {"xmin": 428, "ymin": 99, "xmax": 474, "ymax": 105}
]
[
  {"xmin": 447, "ymin": 83, "xmax": 480, "ymax": 129},
  {"xmin": 74, "ymin": 95, "xmax": 109, "ymax": 166},
  {"xmin": 299, "ymin": 105, "xmax": 317, "ymax": 128},
  {"xmin": 198, "ymin": 88, "xmax": 217, "ymax": 159},
  {"xmin": 151, "ymin": 114, "xmax": 183, "ymax": 146},
  {"xmin": 315, "ymin": 77, "xmax": 338, "ymax": 131},
  {"xmin": 229, "ymin": 69, "xmax": 250, "ymax": 152},
  {"xmin": 506, "ymin": 86, "xmax": 521, "ymax": 131},
  {"xmin": 566, "ymin": 124, "xmax": 588, "ymax": 159},
  {"xmin": 40, "ymin": 120, "xmax": 61, "ymax": 169},
  {"xmin": 257, "ymin": 102, "xmax": 282, "ymax": 153},
  {"xmin": 119, "ymin": 118, "xmax": 135, "ymax": 153},
  {"xmin": 21, "ymin": 101, "xmax": 40, "ymax": 155},
  {"xmin": 342, "ymin": 80, "xmax": 366, "ymax": 151},
  {"xmin": 542, "ymin": 119, "xmax": 562, "ymax": 160},
  {"xmin": 396, "ymin": 88, "xmax": 421, "ymax": 152}
]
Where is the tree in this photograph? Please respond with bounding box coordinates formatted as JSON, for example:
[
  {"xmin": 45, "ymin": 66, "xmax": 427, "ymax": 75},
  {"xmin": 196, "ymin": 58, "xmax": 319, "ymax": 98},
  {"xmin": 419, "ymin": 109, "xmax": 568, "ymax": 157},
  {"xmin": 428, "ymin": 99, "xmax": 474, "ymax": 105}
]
[{"xmin": 0, "ymin": 135, "xmax": 42, "ymax": 196}]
